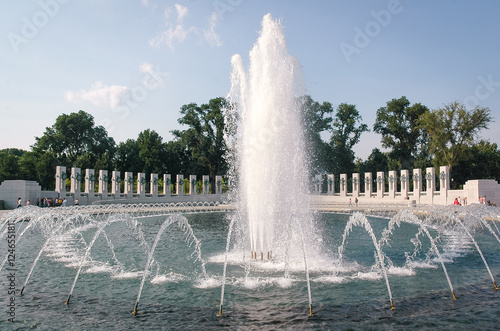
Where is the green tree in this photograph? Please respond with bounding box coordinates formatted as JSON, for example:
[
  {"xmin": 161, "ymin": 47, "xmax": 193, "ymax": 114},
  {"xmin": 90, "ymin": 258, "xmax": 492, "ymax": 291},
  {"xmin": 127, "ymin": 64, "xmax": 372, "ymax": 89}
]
[
  {"xmin": 164, "ymin": 140, "xmax": 192, "ymax": 176},
  {"xmin": 137, "ymin": 129, "xmax": 166, "ymax": 174},
  {"xmin": 34, "ymin": 152, "xmax": 58, "ymax": 190},
  {"xmin": 373, "ymin": 96, "xmax": 429, "ymax": 170},
  {"xmin": 95, "ymin": 152, "xmax": 114, "ymax": 173},
  {"xmin": 0, "ymin": 153, "xmax": 20, "ymax": 182},
  {"xmin": 328, "ymin": 103, "xmax": 368, "ymax": 174},
  {"xmin": 419, "ymin": 101, "xmax": 492, "ymax": 173},
  {"xmin": 451, "ymin": 141, "xmax": 500, "ymax": 186},
  {"xmin": 300, "ymin": 95, "xmax": 334, "ymax": 173},
  {"xmin": 114, "ymin": 139, "xmax": 142, "ymax": 174},
  {"xmin": 32, "ymin": 110, "xmax": 115, "ymax": 166},
  {"xmin": 356, "ymin": 148, "xmax": 389, "ymax": 174},
  {"xmin": 172, "ymin": 97, "xmax": 227, "ymax": 192},
  {"xmin": 18, "ymin": 151, "xmax": 39, "ymax": 181}
]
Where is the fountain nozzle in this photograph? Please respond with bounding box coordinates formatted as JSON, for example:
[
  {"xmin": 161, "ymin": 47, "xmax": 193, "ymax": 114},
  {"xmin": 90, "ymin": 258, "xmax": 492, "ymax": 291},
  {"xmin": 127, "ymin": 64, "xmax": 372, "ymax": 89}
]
[
  {"xmin": 452, "ymin": 292, "xmax": 457, "ymax": 300},
  {"xmin": 309, "ymin": 304, "xmax": 313, "ymax": 316},
  {"xmin": 261, "ymin": 252, "xmax": 263, "ymax": 260},
  {"xmin": 65, "ymin": 294, "xmax": 71, "ymax": 305},
  {"xmin": 20, "ymin": 286, "xmax": 25, "ymax": 296},
  {"xmin": 217, "ymin": 305, "xmax": 223, "ymax": 317},
  {"xmin": 494, "ymin": 282, "xmax": 499, "ymax": 291},
  {"xmin": 132, "ymin": 302, "xmax": 138, "ymax": 315},
  {"xmin": 390, "ymin": 299, "xmax": 395, "ymax": 311}
]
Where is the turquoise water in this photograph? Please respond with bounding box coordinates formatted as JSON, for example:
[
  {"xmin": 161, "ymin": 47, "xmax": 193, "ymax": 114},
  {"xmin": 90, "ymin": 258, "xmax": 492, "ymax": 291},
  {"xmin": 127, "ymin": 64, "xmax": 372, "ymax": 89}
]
[{"xmin": 1, "ymin": 208, "xmax": 500, "ymax": 330}]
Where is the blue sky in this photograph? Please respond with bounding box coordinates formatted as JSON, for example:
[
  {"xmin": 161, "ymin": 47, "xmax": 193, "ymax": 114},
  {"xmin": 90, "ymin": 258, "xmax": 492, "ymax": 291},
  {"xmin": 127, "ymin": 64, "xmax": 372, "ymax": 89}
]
[{"xmin": 1, "ymin": 0, "xmax": 499, "ymax": 160}]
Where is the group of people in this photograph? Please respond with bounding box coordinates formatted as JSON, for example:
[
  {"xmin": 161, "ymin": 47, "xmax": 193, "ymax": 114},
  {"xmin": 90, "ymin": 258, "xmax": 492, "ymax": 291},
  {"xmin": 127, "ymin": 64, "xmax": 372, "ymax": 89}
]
[
  {"xmin": 479, "ymin": 196, "xmax": 497, "ymax": 207},
  {"xmin": 453, "ymin": 196, "xmax": 467, "ymax": 206},
  {"xmin": 16, "ymin": 197, "xmax": 80, "ymax": 208}
]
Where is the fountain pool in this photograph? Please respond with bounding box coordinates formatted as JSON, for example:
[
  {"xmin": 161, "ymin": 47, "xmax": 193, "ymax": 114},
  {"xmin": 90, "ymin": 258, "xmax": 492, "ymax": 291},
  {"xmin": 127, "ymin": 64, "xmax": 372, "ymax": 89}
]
[
  {"xmin": 1, "ymin": 204, "xmax": 500, "ymax": 329},
  {"xmin": 2, "ymin": 13, "xmax": 500, "ymax": 330}
]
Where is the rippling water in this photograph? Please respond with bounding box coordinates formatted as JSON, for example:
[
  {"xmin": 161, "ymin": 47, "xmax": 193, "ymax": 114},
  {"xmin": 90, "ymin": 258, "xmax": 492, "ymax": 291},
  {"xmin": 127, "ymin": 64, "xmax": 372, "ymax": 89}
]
[{"xmin": 1, "ymin": 211, "xmax": 500, "ymax": 330}]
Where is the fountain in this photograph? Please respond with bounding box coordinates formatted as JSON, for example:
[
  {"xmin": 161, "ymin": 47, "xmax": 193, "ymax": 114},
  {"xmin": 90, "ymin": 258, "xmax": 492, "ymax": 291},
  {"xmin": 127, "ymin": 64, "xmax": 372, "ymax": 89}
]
[{"xmin": 1, "ymin": 14, "xmax": 500, "ymax": 329}]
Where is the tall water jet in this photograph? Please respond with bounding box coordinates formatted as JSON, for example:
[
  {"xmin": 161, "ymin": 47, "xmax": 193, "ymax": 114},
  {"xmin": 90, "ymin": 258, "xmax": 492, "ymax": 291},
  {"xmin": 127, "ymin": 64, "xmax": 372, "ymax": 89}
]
[{"xmin": 225, "ymin": 13, "xmax": 312, "ymax": 262}]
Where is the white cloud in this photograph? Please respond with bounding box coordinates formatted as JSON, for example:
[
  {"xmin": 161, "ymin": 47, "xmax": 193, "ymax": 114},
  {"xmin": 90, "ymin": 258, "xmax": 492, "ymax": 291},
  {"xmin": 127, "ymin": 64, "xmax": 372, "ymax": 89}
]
[
  {"xmin": 139, "ymin": 62, "xmax": 154, "ymax": 74},
  {"xmin": 150, "ymin": 4, "xmax": 222, "ymax": 48},
  {"xmin": 150, "ymin": 24, "xmax": 194, "ymax": 48},
  {"xmin": 65, "ymin": 81, "xmax": 130, "ymax": 109},
  {"xmin": 175, "ymin": 4, "xmax": 188, "ymax": 21},
  {"xmin": 203, "ymin": 12, "xmax": 222, "ymax": 47}
]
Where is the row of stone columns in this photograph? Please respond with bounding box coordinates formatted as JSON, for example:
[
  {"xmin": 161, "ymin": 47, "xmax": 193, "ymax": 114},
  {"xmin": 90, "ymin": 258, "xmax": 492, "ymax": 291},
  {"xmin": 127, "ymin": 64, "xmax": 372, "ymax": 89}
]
[
  {"xmin": 315, "ymin": 166, "xmax": 450, "ymax": 199},
  {"xmin": 56, "ymin": 166, "xmax": 224, "ymax": 197}
]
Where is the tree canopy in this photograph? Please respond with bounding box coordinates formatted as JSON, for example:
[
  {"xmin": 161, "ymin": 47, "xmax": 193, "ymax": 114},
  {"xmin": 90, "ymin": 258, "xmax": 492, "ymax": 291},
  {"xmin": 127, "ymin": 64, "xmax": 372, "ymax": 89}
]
[
  {"xmin": 373, "ymin": 96, "xmax": 429, "ymax": 170},
  {"xmin": 419, "ymin": 101, "xmax": 492, "ymax": 172},
  {"xmin": 0, "ymin": 96, "xmax": 498, "ymax": 191},
  {"xmin": 32, "ymin": 110, "xmax": 115, "ymax": 167},
  {"xmin": 300, "ymin": 95, "xmax": 334, "ymax": 173},
  {"xmin": 172, "ymin": 97, "xmax": 228, "ymax": 191},
  {"xmin": 328, "ymin": 103, "xmax": 368, "ymax": 174}
]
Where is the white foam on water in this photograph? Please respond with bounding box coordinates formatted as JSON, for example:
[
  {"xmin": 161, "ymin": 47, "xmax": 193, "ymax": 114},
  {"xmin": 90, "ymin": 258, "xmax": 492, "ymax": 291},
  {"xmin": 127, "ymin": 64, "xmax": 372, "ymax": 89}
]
[
  {"xmin": 387, "ymin": 266, "xmax": 415, "ymax": 276},
  {"xmin": 275, "ymin": 276, "xmax": 294, "ymax": 288},
  {"xmin": 314, "ymin": 275, "xmax": 346, "ymax": 284},
  {"xmin": 112, "ymin": 271, "xmax": 144, "ymax": 279},
  {"xmin": 65, "ymin": 260, "xmax": 94, "ymax": 268},
  {"xmin": 150, "ymin": 272, "xmax": 187, "ymax": 284},
  {"xmin": 194, "ymin": 277, "xmax": 221, "ymax": 289},
  {"xmin": 356, "ymin": 271, "xmax": 382, "ymax": 281},
  {"xmin": 84, "ymin": 264, "xmax": 117, "ymax": 274},
  {"xmin": 407, "ymin": 260, "xmax": 439, "ymax": 269}
]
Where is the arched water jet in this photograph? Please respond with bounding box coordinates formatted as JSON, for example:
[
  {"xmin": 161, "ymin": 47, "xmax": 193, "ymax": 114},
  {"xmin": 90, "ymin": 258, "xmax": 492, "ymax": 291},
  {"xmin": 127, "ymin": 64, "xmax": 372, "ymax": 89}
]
[
  {"xmin": 0, "ymin": 211, "xmax": 44, "ymax": 273},
  {"xmin": 132, "ymin": 214, "xmax": 207, "ymax": 315},
  {"xmin": 453, "ymin": 216, "xmax": 499, "ymax": 291},
  {"xmin": 66, "ymin": 225, "xmax": 104, "ymax": 305},
  {"xmin": 379, "ymin": 210, "xmax": 457, "ymax": 300},
  {"xmin": 292, "ymin": 214, "xmax": 314, "ymax": 316},
  {"xmin": 217, "ymin": 217, "xmax": 236, "ymax": 317},
  {"xmin": 338, "ymin": 212, "xmax": 395, "ymax": 310},
  {"xmin": 20, "ymin": 214, "xmax": 77, "ymax": 295}
]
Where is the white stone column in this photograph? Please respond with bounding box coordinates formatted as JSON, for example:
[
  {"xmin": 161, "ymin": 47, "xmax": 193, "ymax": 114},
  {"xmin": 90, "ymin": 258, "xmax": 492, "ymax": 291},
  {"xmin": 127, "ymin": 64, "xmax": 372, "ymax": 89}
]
[
  {"xmin": 151, "ymin": 174, "xmax": 159, "ymax": 198},
  {"xmin": 412, "ymin": 168, "xmax": 422, "ymax": 202},
  {"xmin": 340, "ymin": 174, "xmax": 347, "ymax": 197},
  {"xmin": 99, "ymin": 170, "xmax": 108, "ymax": 195},
  {"xmin": 388, "ymin": 170, "xmax": 397, "ymax": 199},
  {"xmin": 314, "ymin": 175, "xmax": 322, "ymax": 194},
  {"xmin": 176, "ymin": 174, "xmax": 184, "ymax": 196},
  {"xmin": 112, "ymin": 171, "xmax": 121, "ymax": 195},
  {"xmin": 85, "ymin": 169, "xmax": 95, "ymax": 194},
  {"xmin": 376, "ymin": 171, "xmax": 385, "ymax": 198},
  {"xmin": 55, "ymin": 166, "xmax": 67, "ymax": 194},
  {"xmin": 365, "ymin": 172, "xmax": 373, "ymax": 197},
  {"xmin": 327, "ymin": 174, "xmax": 334, "ymax": 195},
  {"xmin": 124, "ymin": 172, "xmax": 133, "ymax": 197},
  {"xmin": 70, "ymin": 167, "xmax": 82, "ymax": 197},
  {"xmin": 137, "ymin": 173, "xmax": 146, "ymax": 198},
  {"xmin": 163, "ymin": 174, "xmax": 171, "ymax": 195},
  {"xmin": 216, "ymin": 175, "xmax": 223, "ymax": 194},
  {"xmin": 202, "ymin": 175, "xmax": 210, "ymax": 194},
  {"xmin": 439, "ymin": 166, "xmax": 450, "ymax": 194},
  {"xmin": 352, "ymin": 173, "xmax": 360, "ymax": 197},
  {"xmin": 189, "ymin": 175, "xmax": 197, "ymax": 195},
  {"xmin": 426, "ymin": 167, "xmax": 435, "ymax": 193},
  {"xmin": 400, "ymin": 169, "xmax": 409, "ymax": 199}
]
